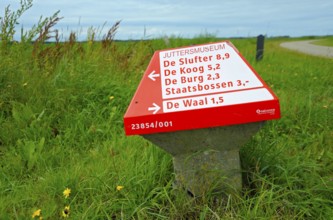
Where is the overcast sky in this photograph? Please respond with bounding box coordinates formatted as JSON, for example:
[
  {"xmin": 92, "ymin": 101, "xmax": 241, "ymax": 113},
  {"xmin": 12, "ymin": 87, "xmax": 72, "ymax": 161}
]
[{"xmin": 1, "ymin": 0, "xmax": 332, "ymax": 41}]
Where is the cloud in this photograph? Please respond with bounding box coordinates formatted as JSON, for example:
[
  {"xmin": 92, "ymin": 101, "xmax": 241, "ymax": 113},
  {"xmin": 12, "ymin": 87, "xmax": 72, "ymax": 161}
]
[{"xmin": 1, "ymin": 0, "xmax": 332, "ymax": 40}]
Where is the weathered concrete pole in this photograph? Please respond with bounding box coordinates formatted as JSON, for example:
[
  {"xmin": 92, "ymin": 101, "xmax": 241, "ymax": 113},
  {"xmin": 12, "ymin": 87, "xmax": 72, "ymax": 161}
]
[{"xmin": 144, "ymin": 122, "xmax": 263, "ymax": 196}]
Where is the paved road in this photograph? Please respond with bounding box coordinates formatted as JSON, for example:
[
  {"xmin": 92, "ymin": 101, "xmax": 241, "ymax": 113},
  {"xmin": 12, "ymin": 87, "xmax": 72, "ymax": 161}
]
[{"xmin": 280, "ymin": 40, "xmax": 333, "ymax": 58}]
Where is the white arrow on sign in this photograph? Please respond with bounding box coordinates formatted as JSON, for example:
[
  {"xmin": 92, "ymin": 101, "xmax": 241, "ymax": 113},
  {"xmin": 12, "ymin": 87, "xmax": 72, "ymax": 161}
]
[
  {"xmin": 148, "ymin": 70, "xmax": 160, "ymax": 81},
  {"xmin": 148, "ymin": 103, "xmax": 161, "ymax": 114}
]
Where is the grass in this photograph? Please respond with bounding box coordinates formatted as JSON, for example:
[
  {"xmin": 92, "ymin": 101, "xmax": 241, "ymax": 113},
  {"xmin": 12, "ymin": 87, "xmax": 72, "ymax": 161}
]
[
  {"xmin": 1, "ymin": 4, "xmax": 333, "ymax": 219},
  {"xmin": 310, "ymin": 36, "xmax": 333, "ymax": 47}
]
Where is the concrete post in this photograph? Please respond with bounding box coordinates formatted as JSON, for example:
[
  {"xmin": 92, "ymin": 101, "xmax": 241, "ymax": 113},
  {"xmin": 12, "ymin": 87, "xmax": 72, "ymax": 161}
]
[
  {"xmin": 143, "ymin": 122, "xmax": 263, "ymax": 197},
  {"xmin": 173, "ymin": 149, "xmax": 241, "ymax": 196}
]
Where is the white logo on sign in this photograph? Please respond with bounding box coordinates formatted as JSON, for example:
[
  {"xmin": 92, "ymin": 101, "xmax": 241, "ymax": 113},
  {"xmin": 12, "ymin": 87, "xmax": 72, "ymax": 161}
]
[{"xmin": 256, "ymin": 109, "xmax": 276, "ymax": 115}]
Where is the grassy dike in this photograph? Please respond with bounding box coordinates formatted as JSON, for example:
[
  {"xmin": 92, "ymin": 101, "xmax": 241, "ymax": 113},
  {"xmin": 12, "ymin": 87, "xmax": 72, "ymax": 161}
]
[
  {"xmin": 1, "ymin": 36, "xmax": 332, "ymax": 219},
  {"xmin": 311, "ymin": 36, "xmax": 333, "ymax": 47},
  {"xmin": 1, "ymin": 7, "xmax": 332, "ymax": 217}
]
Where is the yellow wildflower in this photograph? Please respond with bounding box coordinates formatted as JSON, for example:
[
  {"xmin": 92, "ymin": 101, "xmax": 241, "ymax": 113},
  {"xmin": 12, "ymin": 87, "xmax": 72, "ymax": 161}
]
[
  {"xmin": 109, "ymin": 96, "xmax": 115, "ymax": 101},
  {"xmin": 116, "ymin": 185, "xmax": 124, "ymax": 191},
  {"xmin": 63, "ymin": 188, "xmax": 71, "ymax": 199},
  {"xmin": 62, "ymin": 205, "xmax": 70, "ymax": 218},
  {"xmin": 32, "ymin": 209, "xmax": 41, "ymax": 218}
]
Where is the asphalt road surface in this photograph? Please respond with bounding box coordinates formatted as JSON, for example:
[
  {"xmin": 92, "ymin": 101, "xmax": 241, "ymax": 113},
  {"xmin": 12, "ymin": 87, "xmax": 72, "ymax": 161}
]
[{"xmin": 280, "ymin": 40, "xmax": 333, "ymax": 58}]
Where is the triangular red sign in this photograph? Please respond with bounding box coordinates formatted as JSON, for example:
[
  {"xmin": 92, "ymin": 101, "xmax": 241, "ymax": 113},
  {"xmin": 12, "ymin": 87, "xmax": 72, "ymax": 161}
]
[{"xmin": 124, "ymin": 41, "xmax": 280, "ymax": 135}]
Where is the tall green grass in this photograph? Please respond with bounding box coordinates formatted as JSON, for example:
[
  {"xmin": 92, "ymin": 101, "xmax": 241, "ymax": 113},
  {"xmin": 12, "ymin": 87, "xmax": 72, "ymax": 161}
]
[
  {"xmin": 1, "ymin": 3, "xmax": 333, "ymax": 219},
  {"xmin": 311, "ymin": 36, "xmax": 333, "ymax": 47}
]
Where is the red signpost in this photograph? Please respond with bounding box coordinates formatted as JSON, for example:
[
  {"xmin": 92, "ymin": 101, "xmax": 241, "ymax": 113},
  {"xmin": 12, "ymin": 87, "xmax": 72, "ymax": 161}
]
[{"xmin": 124, "ymin": 41, "xmax": 280, "ymax": 136}]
